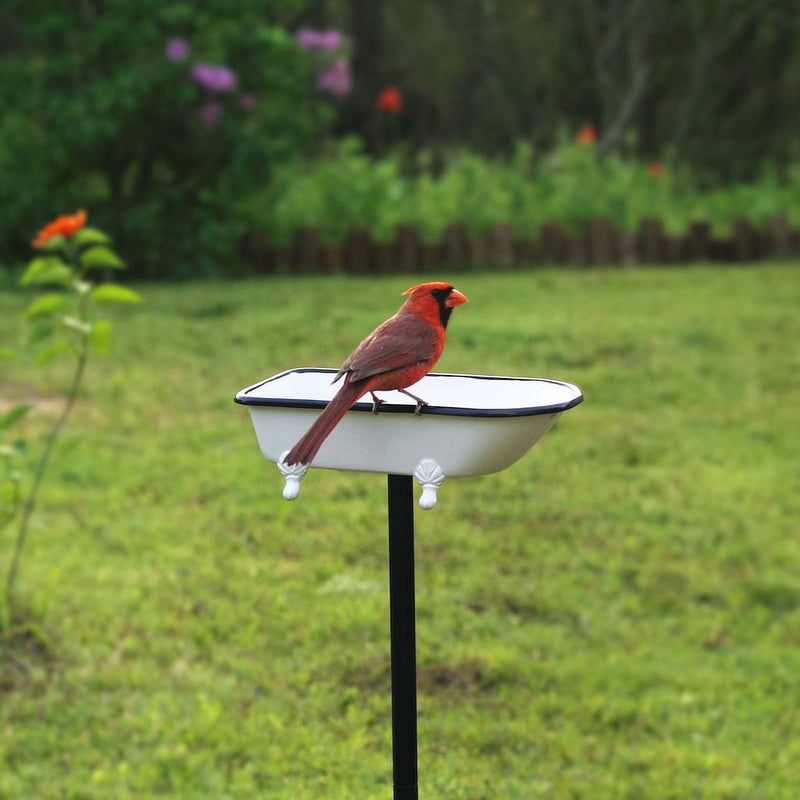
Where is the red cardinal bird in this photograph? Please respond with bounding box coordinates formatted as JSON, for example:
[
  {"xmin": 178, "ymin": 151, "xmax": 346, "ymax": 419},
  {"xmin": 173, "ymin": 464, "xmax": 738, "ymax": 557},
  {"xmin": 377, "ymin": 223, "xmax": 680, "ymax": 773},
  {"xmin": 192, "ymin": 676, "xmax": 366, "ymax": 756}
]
[{"xmin": 283, "ymin": 281, "xmax": 468, "ymax": 467}]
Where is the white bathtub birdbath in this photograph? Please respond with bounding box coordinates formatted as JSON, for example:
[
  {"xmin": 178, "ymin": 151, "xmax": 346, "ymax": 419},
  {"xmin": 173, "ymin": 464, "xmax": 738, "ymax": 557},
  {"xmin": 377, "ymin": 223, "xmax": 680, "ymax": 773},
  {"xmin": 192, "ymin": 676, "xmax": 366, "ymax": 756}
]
[{"xmin": 235, "ymin": 368, "xmax": 583, "ymax": 508}]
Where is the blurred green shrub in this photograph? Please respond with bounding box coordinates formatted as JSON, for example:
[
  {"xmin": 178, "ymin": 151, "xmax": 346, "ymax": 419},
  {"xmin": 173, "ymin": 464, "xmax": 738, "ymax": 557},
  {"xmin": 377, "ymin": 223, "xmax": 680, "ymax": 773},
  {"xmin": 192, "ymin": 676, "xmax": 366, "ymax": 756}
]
[
  {"xmin": 246, "ymin": 135, "xmax": 800, "ymax": 246},
  {"xmin": 252, "ymin": 138, "xmax": 402, "ymax": 245},
  {"xmin": 0, "ymin": 2, "xmax": 323, "ymax": 279}
]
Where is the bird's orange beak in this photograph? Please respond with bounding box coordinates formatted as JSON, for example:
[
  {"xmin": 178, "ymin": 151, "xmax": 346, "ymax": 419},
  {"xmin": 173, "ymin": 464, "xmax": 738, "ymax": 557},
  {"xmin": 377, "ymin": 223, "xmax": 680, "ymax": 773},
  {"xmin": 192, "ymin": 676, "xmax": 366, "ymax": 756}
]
[{"xmin": 445, "ymin": 289, "xmax": 468, "ymax": 308}]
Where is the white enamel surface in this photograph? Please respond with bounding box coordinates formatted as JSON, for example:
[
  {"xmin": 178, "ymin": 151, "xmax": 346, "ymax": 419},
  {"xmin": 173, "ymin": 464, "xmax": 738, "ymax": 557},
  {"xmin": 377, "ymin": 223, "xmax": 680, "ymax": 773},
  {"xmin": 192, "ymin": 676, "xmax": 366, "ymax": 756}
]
[
  {"xmin": 241, "ymin": 369, "xmax": 580, "ymax": 414},
  {"xmin": 238, "ymin": 370, "xmax": 581, "ymax": 478}
]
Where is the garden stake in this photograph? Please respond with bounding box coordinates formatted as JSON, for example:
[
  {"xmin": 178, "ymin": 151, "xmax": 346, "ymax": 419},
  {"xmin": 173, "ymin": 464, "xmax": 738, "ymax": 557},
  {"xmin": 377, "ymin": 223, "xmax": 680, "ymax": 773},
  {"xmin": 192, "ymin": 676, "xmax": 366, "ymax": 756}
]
[{"xmin": 387, "ymin": 473, "xmax": 419, "ymax": 800}]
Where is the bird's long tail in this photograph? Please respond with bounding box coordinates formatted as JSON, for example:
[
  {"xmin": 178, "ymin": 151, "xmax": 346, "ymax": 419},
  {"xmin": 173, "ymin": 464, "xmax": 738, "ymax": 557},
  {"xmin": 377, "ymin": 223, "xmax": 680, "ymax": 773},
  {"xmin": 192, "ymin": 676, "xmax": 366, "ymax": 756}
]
[{"xmin": 283, "ymin": 379, "xmax": 366, "ymax": 466}]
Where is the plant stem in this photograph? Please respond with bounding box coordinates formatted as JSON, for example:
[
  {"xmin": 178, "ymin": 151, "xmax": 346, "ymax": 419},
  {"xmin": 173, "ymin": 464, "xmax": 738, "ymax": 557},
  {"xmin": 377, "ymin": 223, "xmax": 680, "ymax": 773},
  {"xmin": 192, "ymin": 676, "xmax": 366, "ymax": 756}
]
[
  {"xmin": 3, "ymin": 345, "xmax": 89, "ymax": 630},
  {"xmin": 0, "ymin": 455, "xmax": 21, "ymax": 534}
]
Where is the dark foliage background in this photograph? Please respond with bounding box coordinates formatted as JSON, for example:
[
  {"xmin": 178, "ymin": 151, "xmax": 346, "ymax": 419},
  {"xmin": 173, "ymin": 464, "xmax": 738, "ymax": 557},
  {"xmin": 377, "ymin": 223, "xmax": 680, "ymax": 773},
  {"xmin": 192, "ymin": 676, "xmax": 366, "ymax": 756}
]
[
  {"xmin": 326, "ymin": 0, "xmax": 800, "ymax": 178},
  {"xmin": 2, "ymin": 0, "xmax": 799, "ymax": 278},
  {"xmin": 0, "ymin": 0, "xmax": 318, "ymax": 278}
]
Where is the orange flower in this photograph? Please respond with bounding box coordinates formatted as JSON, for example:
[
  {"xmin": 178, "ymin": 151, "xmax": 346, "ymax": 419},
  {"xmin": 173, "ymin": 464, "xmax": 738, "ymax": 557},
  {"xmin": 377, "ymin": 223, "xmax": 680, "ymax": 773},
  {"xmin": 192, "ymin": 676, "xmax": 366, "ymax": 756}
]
[
  {"xmin": 32, "ymin": 209, "xmax": 88, "ymax": 248},
  {"xmin": 575, "ymin": 125, "xmax": 597, "ymax": 145},
  {"xmin": 648, "ymin": 161, "xmax": 665, "ymax": 179}
]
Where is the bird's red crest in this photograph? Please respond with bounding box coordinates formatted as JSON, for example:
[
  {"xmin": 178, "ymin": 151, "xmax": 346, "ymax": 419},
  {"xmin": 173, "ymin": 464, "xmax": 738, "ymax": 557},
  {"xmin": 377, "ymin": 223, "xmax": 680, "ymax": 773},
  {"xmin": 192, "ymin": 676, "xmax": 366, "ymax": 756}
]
[{"xmin": 402, "ymin": 281, "xmax": 454, "ymax": 297}]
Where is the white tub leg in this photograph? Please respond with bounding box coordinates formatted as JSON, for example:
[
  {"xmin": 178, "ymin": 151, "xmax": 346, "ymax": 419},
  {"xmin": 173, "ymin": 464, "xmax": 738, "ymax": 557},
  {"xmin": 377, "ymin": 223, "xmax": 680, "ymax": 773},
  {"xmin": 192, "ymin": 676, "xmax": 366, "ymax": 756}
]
[
  {"xmin": 413, "ymin": 457, "xmax": 445, "ymax": 510},
  {"xmin": 277, "ymin": 452, "xmax": 309, "ymax": 501}
]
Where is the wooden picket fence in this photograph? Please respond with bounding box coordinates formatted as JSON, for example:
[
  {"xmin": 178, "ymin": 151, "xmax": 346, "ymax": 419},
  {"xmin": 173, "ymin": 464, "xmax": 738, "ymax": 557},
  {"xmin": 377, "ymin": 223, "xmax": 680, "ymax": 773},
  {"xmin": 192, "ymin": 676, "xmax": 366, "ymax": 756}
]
[{"xmin": 241, "ymin": 216, "xmax": 800, "ymax": 274}]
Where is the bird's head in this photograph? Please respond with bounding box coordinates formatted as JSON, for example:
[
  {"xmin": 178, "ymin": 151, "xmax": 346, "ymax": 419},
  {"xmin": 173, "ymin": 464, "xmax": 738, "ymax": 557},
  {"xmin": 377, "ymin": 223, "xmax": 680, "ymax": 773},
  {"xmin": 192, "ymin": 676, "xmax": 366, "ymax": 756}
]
[{"xmin": 401, "ymin": 282, "xmax": 468, "ymax": 328}]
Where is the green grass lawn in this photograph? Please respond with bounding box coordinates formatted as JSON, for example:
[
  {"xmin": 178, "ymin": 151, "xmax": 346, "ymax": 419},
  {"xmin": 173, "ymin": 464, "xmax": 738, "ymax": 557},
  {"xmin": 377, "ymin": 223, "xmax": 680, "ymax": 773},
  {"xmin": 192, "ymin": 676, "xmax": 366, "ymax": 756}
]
[{"xmin": 1, "ymin": 264, "xmax": 799, "ymax": 799}]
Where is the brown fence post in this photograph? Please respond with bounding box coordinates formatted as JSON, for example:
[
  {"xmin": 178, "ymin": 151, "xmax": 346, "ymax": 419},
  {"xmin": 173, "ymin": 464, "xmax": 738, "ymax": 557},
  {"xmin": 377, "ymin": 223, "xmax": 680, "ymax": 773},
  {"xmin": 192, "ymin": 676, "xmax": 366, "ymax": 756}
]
[
  {"xmin": 420, "ymin": 241, "xmax": 441, "ymax": 270},
  {"xmin": 685, "ymin": 221, "xmax": 711, "ymax": 262},
  {"xmin": 490, "ymin": 222, "xmax": 515, "ymax": 268},
  {"xmin": 513, "ymin": 238, "xmax": 537, "ymax": 268},
  {"xmin": 733, "ymin": 218, "xmax": 759, "ymax": 261},
  {"xmin": 272, "ymin": 245, "xmax": 291, "ymax": 273},
  {"xmin": 588, "ymin": 218, "xmax": 618, "ymax": 265},
  {"xmin": 708, "ymin": 236, "xmax": 736, "ymax": 261},
  {"xmin": 442, "ymin": 223, "xmax": 469, "ymax": 271},
  {"xmin": 319, "ymin": 243, "xmax": 343, "ymax": 273},
  {"xmin": 344, "ymin": 227, "xmax": 373, "ymax": 274},
  {"xmin": 374, "ymin": 240, "xmax": 395, "ymax": 274},
  {"xmin": 619, "ymin": 231, "xmax": 637, "ymax": 266},
  {"xmin": 663, "ymin": 236, "xmax": 685, "ymax": 264},
  {"xmin": 293, "ymin": 227, "xmax": 323, "ymax": 273},
  {"xmin": 469, "ymin": 237, "xmax": 488, "ymax": 269},
  {"xmin": 566, "ymin": 233, "xmax": 589, "ymax": 266},
  {"xmin": 394, "ymin": 225, "xmax": 420, "ymax": 272},
  {"xmin": 637, "ymin": 218, "xmax": 665, "ymax": 263},
  {"xmin": 766, "ymin": 216, "xmax": 792, "ymax": 257},
  {"xmin": 540, "ymin": 221, "xmax": 567, "ymax": 263}
]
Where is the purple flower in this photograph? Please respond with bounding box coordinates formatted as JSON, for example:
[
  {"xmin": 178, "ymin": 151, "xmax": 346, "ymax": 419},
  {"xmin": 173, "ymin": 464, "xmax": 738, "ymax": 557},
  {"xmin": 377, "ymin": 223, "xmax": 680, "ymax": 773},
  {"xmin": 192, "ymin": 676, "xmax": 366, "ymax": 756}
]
[
  {"xmin": 191, "ymin": 63, "xmax": 238, "ymax": 93},
  {"xmin": 318, "ymin": 30, "xmax": 343, "ymax": 51},
  {"xmin": 296, "ymin": 28, "xmax": 344, "ymax": 52},
  {"xmin": 316, "ymin": 58, "xmax": 351, "ymax": 96},
  {"xmin": 296, "ymin": 28, "xmax": 322, "ymax": 50},
  {"xmin": 166, "ymin": 37, "xmax": 190, "ymax": 62},
  {"xmin": 198, "ymin": 101, "xmax": 223, "ymax": 125}
]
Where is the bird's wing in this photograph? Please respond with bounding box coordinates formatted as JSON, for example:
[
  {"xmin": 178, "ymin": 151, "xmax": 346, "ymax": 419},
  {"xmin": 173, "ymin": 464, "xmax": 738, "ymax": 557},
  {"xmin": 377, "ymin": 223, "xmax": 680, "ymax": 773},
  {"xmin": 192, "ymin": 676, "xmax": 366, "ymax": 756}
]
[{"xmin": 341, "ymin": 313, "xmax": 440, "ymax": 383}]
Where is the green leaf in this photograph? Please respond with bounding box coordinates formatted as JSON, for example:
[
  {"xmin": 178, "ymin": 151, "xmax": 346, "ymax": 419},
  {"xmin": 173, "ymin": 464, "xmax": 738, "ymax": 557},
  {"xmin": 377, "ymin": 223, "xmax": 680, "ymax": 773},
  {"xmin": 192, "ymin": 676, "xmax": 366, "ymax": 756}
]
[
  {"xmin": 26, "ymin": 293, "xmax": 69, "ymax": 320},
  {"xmin": 35, "ymin": 341, "xmax": 71, "ymax": 366},
  {"xmin": 38, "ymin": 234, "xmax": 67, "ymax": 253},
  {"xmin": 27, "ymin": 320, "xmax": 56, "ymax": 346},
  {"xmin": 0, "ymin": 347, "xmax": 14, "ymax": 360},
  {"xmin": 80, "ymin": 245, "xmax": 125, "ymax": 271},
  {"xmin": 90, "ymin": 284, "xmax": 142, "ymax": 304},
  {"xmin": 0, "ymin": 405, "xmax": 31, "ymax": 433},
  {"xmin": 89, "ymin": 320, "xmax": 112, "ymax": 355},
  {"xmin": 19, "ymin": 256, "xmax": 73, "ymax": 287},
  {"xmin": 73, "ymin": 227, "xmax": 111, "ymax": 247}
]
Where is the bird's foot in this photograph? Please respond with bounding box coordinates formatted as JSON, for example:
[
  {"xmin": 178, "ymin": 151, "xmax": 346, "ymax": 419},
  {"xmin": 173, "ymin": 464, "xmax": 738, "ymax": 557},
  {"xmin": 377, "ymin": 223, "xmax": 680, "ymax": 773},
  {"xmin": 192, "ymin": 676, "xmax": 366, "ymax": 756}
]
[
  {"xmin": 399, "ymin": 389, "xmax": 428, "ymax": 415},
  {"xmin": 370, "ymin": 392, "xmax": 384, "ymax": 414}
]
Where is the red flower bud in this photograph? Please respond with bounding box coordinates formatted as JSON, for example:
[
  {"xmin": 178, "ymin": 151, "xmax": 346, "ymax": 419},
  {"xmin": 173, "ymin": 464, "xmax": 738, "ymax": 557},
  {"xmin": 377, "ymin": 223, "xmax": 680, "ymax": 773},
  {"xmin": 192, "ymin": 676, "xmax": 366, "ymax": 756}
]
[
  {"xmin": 376, "ymin": 86, "xmax": 403, "ymax": 114},
  {"xmin": 575, "ymin": 125, "xmax": 598, "ymax": 145}
]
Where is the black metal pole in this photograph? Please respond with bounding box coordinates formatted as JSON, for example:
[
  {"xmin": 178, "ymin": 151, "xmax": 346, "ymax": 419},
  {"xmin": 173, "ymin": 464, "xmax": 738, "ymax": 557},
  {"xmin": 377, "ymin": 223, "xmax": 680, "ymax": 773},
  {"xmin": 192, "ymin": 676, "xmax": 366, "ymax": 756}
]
[{"xmin": 387, "ymin": 474, "xmax": 419, "ymax": 800}]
